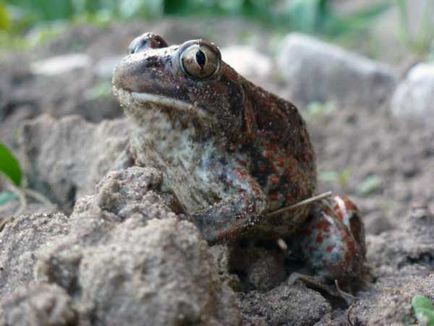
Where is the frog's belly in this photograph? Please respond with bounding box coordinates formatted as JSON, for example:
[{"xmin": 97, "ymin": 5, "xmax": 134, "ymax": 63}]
[{"xmin": 130, "ymin": 122, "xmax": 228, "ymax": 213}]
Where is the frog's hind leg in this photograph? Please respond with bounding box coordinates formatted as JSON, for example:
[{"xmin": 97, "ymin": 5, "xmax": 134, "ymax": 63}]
[{"xmin": 296, "ymin": 195, "xmax": 367, "ymax": 290}]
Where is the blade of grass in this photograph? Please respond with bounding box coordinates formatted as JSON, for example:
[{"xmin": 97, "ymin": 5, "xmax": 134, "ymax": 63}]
[
  {"xmin": 329, "ymin": 1, "xmax": 391, "ymax": 37},
  {"xmin": 0, "ymin": 3, "xmax": 10, "ymax": 31}
]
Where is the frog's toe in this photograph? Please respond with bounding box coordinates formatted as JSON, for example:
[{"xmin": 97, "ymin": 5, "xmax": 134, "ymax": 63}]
[{"xmin": 297, "ymin": 196, "xmax": 367, "ymax": 284}]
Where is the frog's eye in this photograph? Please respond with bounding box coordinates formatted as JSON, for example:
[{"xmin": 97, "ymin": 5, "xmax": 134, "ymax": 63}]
[{"xmin": 180, "ymin": 44, "xmax": 220, "ymax": 79}]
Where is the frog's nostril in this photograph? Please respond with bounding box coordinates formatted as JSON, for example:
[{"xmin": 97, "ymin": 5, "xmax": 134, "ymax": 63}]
[{"xmin": 143, "ymin": 56, "xmax": 160, "ymax": 69}]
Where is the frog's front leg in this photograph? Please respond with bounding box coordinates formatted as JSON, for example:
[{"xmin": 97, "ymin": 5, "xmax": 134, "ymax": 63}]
[
  {"xmin": 296, "ymin": 195, "xmax": 367, "ymax": 286},
  {"xmin": 192, "ymin": 168, "xmax": 267, "ymax": 243}
]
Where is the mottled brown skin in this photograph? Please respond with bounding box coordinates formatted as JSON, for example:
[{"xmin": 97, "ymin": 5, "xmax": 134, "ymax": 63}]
[
  {"xmin": 113, "ymin": 33, "xmax": 366, "ymax": 284},
  {"xmin": 113, "ymin": 33, "xmax": 316, "ymax": 243}
]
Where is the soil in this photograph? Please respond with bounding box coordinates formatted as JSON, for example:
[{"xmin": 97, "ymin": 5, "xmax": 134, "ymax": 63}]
[{"xmin": 0, "ymin": 18, "xmax": 432, "ymax": 325}]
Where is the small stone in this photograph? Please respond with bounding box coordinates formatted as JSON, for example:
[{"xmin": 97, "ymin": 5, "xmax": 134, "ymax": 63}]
[
  {"xmin": 277, "ymin": 33, "xmax": 399, "ymax": 110},
  {"xmin": 30, "ymin": 54, "xmax": 91, "ymax": 76},
  {"xmin": 410, "ymin": 202, "xmax": 429, "ymax": 219},
  {"xmin": 221, "ymin": 46, "xmax": 272, "ymax": 79},
  {"xmin": 390, "ymin": 63, "xmax": 434, "ymax": 122}
]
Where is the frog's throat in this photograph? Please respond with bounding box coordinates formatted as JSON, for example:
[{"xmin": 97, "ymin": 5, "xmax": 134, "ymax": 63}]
[{"xmin": 114, "ymin": 88, "xmax": 209, "ymax": 120}]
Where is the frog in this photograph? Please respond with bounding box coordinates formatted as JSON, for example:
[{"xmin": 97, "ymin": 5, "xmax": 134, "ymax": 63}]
[{"xmin": 112, "ymin": 32, "xmax": 366, "ymax": 284}]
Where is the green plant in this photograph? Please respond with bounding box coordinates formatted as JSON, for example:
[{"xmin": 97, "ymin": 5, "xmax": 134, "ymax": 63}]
[
  {"xmin": 4, "ymin": 0, "xmax": 390, "ymax": 39},
  {"xmin": 84, "ymin": 81, "xmax": 113, "ymax": 100},
  {"xmin": 412, "ymin": 295, "xmax": 434, "ymax": 326},
  {"xmin": 319, "ymin": 168, "xmax": 352, "ymax": 190},
  {"xmin": 304, "ymin": 101, "xmax": 337, "ymax": 119},
  {"xmin": 0, "ymin": 143, "xmax": 56, "ymax": 215},
  {"xmin": 0, "ymin": 2, "xmax": 10, "ymax": 31},
  {"xmin": 0, "ymin": 143, "xmax": 22, "ymax": 186},
  {"xmin": 396, "ymin": 0, "xmax": 434, "ymax": 56}
]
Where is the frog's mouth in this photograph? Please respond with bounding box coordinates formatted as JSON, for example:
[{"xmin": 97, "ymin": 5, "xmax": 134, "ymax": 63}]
[{"xmin": 114, "ymin": 87, "xmax": 210, "ymax": 121}]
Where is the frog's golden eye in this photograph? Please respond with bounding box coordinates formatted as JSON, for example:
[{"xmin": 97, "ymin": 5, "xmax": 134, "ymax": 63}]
[{"xmin": 180, "ymin": 44, "xmax": 220, "ymax": 79}]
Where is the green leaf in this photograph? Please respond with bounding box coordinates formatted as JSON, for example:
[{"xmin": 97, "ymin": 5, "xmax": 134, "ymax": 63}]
[
  {"xmin": 412, "ymin": 295, "xmax": 434, "ymax": 326},
  {"xmin": 0, "ymin": 3, "xmax": 10, "ymax": 31},
  {"xmin": 0, "ymin": 143, "xmax": 22, "ymax": 186}
]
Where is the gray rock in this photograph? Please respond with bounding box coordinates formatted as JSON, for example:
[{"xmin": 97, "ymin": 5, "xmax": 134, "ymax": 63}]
[
  {"xmin": 390, "ymin": 63, "xmax": 434, "ymax": 122},
  {"xmin": 30, "ymin": 54, "xmax": 92, "ymax": 76},
  {"xmin": 277, "ymin": 33, "xmax": 399, "ymax": 110},
  {"xmin": 221, "ymin": 46, "xmax": 272, "ymax": 80},
  {"xmin": 19, "ymin": 115, "xmax": 129, "ymax": 210}
]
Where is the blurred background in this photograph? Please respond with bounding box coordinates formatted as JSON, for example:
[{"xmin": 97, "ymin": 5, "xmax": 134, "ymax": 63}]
[{"xmin": 1, "ymin": 0, "xmax": 434, "ymax": 62}]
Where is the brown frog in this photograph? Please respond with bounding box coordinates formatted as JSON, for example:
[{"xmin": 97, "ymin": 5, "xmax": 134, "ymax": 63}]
[{"xmin": 112, "ymin": 33, "xmax": 366, "ymax": 282}]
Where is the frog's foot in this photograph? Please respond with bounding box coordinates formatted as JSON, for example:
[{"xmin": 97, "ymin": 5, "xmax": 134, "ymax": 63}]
[
  {"xmin": 191, "ymin": 168, "xmax": 267, "ymax": 244},
  {"xmin": 192, "ymin": 190, "xmax": 267, "ymax": 244},
  {"xmin": 288, "ymin": 272, "xmax": 356, "ymax": 305},
  {"xmin": 296, "ymin": 195, "xmax": 367, "ymax": 290}
]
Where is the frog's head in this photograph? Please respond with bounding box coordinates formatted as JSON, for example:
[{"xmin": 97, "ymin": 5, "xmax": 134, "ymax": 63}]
[{"xmin": 113, "ymin": 33, "xmax": 253, "ymax": 143}]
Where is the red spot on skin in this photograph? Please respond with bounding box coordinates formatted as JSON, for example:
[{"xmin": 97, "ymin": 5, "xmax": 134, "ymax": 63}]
[
  {"xmin": 270, "ymin": 193, "xmax": 279, "ymax": 202},
  {"xmin": 326, "ymin": 245, "xmax": 334, "ymax": 253},
  {"xmin": 271, "ymin": 175, "xmax": 279, "ymax": 185},
  {"xmin": 316, "ymin": 220, "xmax": 330, "ymax": 233},
  {"xmin": 316, "ymin": 234, "xmax": 323, "ymax": 244},
  {"xmin": 276, "ymin": 157, "xmax": 285, "ymax": 167}
]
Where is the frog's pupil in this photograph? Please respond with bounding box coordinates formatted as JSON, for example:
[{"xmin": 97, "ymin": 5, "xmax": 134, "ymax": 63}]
[{"xmin": 195, "ymin": 50, "xmax": 206, "ymax": 67}]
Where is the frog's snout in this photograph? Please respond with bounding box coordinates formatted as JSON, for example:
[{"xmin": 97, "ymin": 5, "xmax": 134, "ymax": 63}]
[
  {"xmin": 113, "ymin": 50, "xmax": 159, "ymax": 93},
  {"xmin": 113, "ymin": 33, "xmax": 171, "ymax": 93}
]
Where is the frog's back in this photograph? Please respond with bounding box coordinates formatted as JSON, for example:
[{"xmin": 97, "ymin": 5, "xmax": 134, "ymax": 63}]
[{"xmin": 242, "ymin": 80, "xmax": 317, "ymax": 234}]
